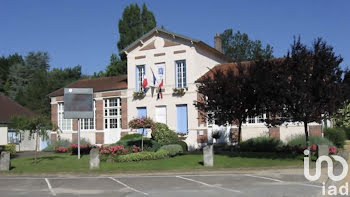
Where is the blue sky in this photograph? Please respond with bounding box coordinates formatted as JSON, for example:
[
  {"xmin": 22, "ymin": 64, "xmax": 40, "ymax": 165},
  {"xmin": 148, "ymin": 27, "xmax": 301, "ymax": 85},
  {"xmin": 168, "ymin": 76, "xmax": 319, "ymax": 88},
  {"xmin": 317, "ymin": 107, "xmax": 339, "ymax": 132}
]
[{"xmin": 1, "ymin": 0, "xmax": 349, "ymax": 75}]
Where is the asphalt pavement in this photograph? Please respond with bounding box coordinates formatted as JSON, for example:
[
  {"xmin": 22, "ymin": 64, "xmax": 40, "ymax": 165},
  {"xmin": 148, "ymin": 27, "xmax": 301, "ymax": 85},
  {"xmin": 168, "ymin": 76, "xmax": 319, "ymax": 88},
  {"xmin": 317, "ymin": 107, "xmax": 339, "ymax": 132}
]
[{"xmin": 0, "ymin": 171, "xmax": 324, "ymax": 197}]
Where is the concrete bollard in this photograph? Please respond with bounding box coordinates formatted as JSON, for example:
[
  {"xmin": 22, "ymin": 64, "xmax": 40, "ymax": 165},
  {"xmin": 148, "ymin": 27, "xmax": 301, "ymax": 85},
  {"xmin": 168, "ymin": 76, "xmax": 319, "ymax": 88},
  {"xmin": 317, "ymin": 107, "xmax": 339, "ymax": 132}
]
[
  {"xmin": 89, "ymin": 148, "xmax": 100, "ymax": 170},
  {"xmin": 0, "ymin": 151, "xmax": 10, "ymax": 171},
  {"xmin": 317, "ymin": 145, "xmax": 329, "ymax": 157},
  {"xmin": 203, "ymin": 145, "xmax": 214, "ymax": 167}
]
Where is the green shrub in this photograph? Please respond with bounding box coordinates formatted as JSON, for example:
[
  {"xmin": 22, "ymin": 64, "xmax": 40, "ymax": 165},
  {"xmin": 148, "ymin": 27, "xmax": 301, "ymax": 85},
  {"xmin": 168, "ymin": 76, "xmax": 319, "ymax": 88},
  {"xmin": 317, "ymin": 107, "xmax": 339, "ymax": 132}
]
[
  {"xmin": 114, "ymin": 149, "xmax": 170, "ymax": 162},
  {"xmin": 341, "ymin": 127, "xmax": 350, "ymax": 140},
  {"xmin": 239, "ymin": 137, "xmax": 283, "ymax": 152},
  {"xmin": 3, "ymin": 144, "xmax": 16, "ymax": 155},
  {"xmin": 151, "ymin": 123, "xmax": 179, "ymax": 144},
  {"xmin": 43, "ymin": 139, "xmax": 71, "ymax": 152},
  {"xmin": 120, "ymin": 133, "xmax": 142, "ymax": 141},
  {"xmin": 116, "ymin": 137, "xmax": 161, "ymax": 152},
  {"xmin": 173, "ymin": 140, "xmax": 188, "ymax": 152},
  {"xmin": 287, "ymin": 135, "xmax": 334, "ymax": 146},
  {"xmin": 324, "ymin": 127, "xmax": 346, "ymax": 148},
  {"xmin": 159, "ymin": 144, "xmax": 183, "ymax": 156}
]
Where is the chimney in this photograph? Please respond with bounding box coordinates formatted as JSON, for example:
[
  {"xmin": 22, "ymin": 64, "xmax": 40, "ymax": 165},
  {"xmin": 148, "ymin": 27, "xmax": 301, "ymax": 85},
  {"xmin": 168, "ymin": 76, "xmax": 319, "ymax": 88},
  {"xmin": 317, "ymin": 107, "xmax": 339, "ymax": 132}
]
[{"xmin": 214, "ymin": 33, "xmax": 222, "ymax": 53}]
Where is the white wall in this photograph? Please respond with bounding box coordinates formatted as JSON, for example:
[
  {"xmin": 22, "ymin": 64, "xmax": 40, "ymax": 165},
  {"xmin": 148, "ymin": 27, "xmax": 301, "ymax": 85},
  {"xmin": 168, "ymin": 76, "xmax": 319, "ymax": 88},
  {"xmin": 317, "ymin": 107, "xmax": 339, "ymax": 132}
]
[
  {"xmin": 126, "ymin": 33, "xmax": 227, "ymax": 137},
  {"xmin": 0, "ymin": 125, "xmax": 8, "ymax": 145}
]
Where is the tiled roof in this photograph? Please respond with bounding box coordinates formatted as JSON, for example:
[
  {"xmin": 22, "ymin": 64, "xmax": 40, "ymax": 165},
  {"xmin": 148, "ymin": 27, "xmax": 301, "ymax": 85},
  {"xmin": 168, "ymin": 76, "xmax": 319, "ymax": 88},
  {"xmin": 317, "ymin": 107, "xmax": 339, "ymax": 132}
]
[
  {"xmin": 48, "ymin": 75, "xmax": 128, "ymax": 97},
  {"xmin": 197, "ymin": 58, "xmax": 284, "ymax": 82},
  {"xmin": 0, "ymin": 93, "xmax": 35, "ymax": 124}
]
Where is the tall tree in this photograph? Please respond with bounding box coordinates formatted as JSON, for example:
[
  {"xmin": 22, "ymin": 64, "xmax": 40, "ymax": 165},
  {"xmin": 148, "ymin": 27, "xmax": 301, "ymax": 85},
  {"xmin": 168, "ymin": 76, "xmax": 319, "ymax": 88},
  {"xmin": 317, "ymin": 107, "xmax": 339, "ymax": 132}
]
[
  {"xmin": 221, "ymin": 29, "xmax": 274, "ymax": 62},
  {"xmin": 0, "ymin": 54, "xmax": 24, "ymax": 94},
  {"xmin": 104, "ymin": 54, "xmax": 127, "ymax": 77},
  {"xmin": 195, "ymin": 63, "xmax": 259, "ymax": 144},
  {"xmin": 117, "ymin": 3, "xmax": 156, "ymax": 52},
  {"xmin": 7, "ymin": 52, "xmax": 49, "ymax": 101},
  {"xmin": 262, "ymin": 37, "xmax": 345, "ymax": 147}
]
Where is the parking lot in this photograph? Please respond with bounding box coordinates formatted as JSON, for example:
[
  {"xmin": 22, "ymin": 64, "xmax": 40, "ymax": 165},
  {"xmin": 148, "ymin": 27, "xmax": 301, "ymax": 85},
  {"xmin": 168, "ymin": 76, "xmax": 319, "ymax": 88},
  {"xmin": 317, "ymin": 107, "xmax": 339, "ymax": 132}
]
[{"xmin": 0, "ymin": 171, "xmax": 324, "ymax": 197}]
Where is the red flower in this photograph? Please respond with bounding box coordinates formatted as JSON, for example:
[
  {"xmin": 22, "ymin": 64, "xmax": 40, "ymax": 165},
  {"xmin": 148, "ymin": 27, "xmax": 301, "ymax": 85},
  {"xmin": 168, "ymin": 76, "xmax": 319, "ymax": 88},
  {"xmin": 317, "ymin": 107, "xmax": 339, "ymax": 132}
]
[{"xmin": 310, "ymin": 144, "xmax": 317, "ymax": 152}]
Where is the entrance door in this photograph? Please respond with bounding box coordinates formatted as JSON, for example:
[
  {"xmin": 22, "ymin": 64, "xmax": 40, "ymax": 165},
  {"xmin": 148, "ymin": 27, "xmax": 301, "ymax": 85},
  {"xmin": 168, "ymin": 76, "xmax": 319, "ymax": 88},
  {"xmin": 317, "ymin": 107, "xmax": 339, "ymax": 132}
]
[
  {"xmin": 176, "ymin": 105, "xmax": 188, "ymax": 133},
  {"xmin": 137, "ymin": 107, "xmax": 147, "ymax": 135},
  {"xmin": 104, "ymin": 98, "xmax": 122, "ymax": 144}
]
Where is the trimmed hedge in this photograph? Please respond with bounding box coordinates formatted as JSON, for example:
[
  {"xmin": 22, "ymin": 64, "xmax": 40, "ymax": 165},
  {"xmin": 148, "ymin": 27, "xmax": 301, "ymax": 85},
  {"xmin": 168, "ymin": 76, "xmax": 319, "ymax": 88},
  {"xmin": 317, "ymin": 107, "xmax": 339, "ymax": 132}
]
[
  {"xmin": 120, "ymin": 133, "xmax": 142, "ymax": 141},
  {"xmin": 1, "ymin": 144, "xmax": 16, "ymax": 155},
  {"xmin": 159, "ymin": 144, "xmax": 183, "ymax": 156},
  {"xmin": 114, "ymin": 149, "xmax": 170, "ymax": 162},
  {"xmin": 116, "ymin": 137, "xmax": 161, "ymax": 152},
  {"xmin": 341, "ymin": 127, "xmax": 350, "ymax": 140},
  {"xmin": 324, "ymin": 127, "xmax": 346, "ymax": 148},
  {"xmin": 239, "ymin": 137, "xmax": 283, "ymax": 152},
  {"xmin": 151, "ymin": 123, "xmax": 179, "ymax": 144},
  {"xmin": 173, "ymin": 140, "xmax": 188, "ymax": 152},
  {"xmin": 287, "ymin": 135, "xmax": 334, "ymax": 146}
]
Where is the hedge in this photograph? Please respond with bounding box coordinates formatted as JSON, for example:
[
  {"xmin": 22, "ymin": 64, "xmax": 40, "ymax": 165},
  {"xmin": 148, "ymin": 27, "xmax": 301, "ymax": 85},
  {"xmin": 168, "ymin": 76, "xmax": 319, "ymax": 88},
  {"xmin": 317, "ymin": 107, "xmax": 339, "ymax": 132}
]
[
  {"xmin": 239, "ymin": 137, "xmax": 283, "ymax": 152},
  {"xmin": 113, "ymin": 149, "xmax": 170, "ymax": 162},
  {"xmin": 287, "ymin": 135, "xmax": 334, "ymax": 147},
  {"xmin": 151, "ymin": 123, "xmax": 179, "ymax": 144},
  {"xmin": 1, "ymin": 144, "xmax": 16, "ymax": 155},
  {"xmin": 116, "ymin": 137, "xmax": 161, "ymax": 152},
  {"xmin": 324, "ymin": 127, "xmax": 346, "ymax": 148},
  {"xmin": 159, "ymin": 144, "xmax": 183, "ymax": 156},
  {"xmin": 120, "ymin": 133, "xmax": 142, "ymax": 141}
]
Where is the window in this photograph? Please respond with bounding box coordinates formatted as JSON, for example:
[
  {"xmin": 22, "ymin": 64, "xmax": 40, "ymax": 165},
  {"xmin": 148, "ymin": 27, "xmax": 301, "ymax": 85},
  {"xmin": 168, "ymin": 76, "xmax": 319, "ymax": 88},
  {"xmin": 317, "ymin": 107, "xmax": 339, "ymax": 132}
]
[
  {"xmin": 136, "ymin": 65, "xmax": 145, "ymax": 91},
  {"xmin": 8, "ymin": 131, "xmax": 20, "ymax": 144},
  {"xmin": 155, "ymin": 106, "xmax": 166, "ymax": 124},
  {"xmin": 175, "ymin": 60, "xmax": 186, "ymax": 88},
  {"xmin": 58, "ymin": 103, "xmax": 73, "ymax": 131},
  {"xmin": 104, "ymin": 98, "xmax": 122, "ymax": 129},
  {"xmin": 156, "ymin": 63, "xmax": 165, "ymax": 84},
  {"xmin": 80, "ymin": 100, "xmax": 96, "ymax": 130},
  {"xmin": 246, "ymin": 114, "xmax": 267, "ymax": 124}
]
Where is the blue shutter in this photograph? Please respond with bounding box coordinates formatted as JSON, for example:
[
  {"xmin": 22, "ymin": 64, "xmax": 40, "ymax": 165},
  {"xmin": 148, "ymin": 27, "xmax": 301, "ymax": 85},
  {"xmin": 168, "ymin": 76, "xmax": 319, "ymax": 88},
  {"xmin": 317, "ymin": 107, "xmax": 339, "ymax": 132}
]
[
  {"xmin": 176, "ymin": 105, "xmax": 188, "ymax": 133},
  {"xmin": 137, "ymin": 107, "xmax": 147, "ymax": 134}
]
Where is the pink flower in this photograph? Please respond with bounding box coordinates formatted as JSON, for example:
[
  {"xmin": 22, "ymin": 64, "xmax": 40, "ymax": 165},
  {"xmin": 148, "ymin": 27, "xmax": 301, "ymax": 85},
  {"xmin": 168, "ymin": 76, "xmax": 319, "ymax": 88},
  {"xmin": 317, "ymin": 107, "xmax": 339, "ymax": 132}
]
[
  {"xmin": 310, "ymin": 144, "xmax": 317, "ymax": 152},
  {"xmin": 329, "ymin": 146, "xmax": 337, "ymax": 155}
]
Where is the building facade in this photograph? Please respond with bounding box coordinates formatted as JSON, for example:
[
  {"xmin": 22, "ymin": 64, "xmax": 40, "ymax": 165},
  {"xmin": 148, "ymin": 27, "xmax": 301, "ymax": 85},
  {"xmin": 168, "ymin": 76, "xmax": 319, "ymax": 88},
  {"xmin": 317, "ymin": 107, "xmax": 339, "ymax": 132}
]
[
  {"xmin": 49, "ymin": 76, "xmax": 128, "ymax": 144},
  {"xmin": 49, "ymin": 28, "xmax": 323, "ymax": 150}
]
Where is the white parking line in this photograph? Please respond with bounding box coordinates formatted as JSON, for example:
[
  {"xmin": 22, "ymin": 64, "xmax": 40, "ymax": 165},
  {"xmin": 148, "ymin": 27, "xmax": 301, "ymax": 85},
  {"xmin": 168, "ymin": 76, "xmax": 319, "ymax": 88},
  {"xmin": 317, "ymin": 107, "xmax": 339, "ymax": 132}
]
[
  {"xmin": 176, "ymin": 175, "xmax": 242, "ymax": 193},
  {"xmin": 44, "ymin": 178, "xmax": 56, "ymax": 196},
  {"xmin": 244, "ymin": 174, "xmax": 284, "ymax": 182},
  {"xmin": 108, "ymin": 177, "xmax": 149, "ymax": 196}
]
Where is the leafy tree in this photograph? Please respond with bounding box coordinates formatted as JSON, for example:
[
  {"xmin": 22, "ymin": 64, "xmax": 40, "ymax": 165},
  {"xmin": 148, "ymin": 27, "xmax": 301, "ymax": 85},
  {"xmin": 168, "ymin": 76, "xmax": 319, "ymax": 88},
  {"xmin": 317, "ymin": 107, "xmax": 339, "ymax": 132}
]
[
  {"xmin": 0, "ymin": 54, "xmax": 24, "ymax": 94},
  {"xmin": 117, "ymin": 3, "xmax": 156, "ymax": 52},
  {"xmin": 10, "ymin": 115, "xmax": 53, "ymax": 163},
  {"xmin": 263, "ymin": 37, "xmax": 346, "ymax": 147},
  {"xmin": 105, "ymin": 54, "xmax": 127, "ymax": 76},
  {"xmin": 7, "ymin": 52, "xmax": 49, "ymax": 101},
  {"xmin": 221, "ymin": 29, "xmax": 274, "ymax": 62},
  {"xmin": 195, "ymin": 63, "xmax": 259, "ymax": 144}
]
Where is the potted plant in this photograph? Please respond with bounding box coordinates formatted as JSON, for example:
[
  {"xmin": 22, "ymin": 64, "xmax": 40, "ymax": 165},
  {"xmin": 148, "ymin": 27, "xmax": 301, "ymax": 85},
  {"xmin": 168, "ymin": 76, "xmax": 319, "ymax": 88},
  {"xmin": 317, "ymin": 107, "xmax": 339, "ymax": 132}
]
[
  {"xmin": 172, "ymin": 88, "xmax": 186, "ymax": 96},
  {"xmin": 133, "ymin": 91, "xmax": 146, "ymax": 99}
]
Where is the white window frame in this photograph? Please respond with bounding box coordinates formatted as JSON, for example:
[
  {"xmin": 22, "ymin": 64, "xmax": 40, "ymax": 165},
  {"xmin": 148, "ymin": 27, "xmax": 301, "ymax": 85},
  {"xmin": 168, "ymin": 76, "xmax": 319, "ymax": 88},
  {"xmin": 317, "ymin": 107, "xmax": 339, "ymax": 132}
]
[
  {"xmin": 246, "ymin": 114, "xmax": 267, "ymax": 125},
  {"xmin": 80, "ymin": 100, "xmax": 96, "ymax": 131},
  {"xmin": 57, "ymin": 102, "xmax": 73, "ymax": 131},
  {"xmin": 104, "ymin": 98, "xmax": 122, "ymax": 129},
  {"xmin": 136, "ymin": 65, "xmax": 145, "ymax": 92},
  {"xmin": 175, "ymin": 60, "xmax": 186, "ymax": 88}
]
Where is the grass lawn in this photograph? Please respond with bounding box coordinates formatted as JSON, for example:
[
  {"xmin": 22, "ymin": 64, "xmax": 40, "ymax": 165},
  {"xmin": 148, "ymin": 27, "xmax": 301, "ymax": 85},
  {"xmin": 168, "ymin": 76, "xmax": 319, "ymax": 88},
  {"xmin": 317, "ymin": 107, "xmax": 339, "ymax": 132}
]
[{"xmin": 7, "ymin": 152, "xmax": 304, "ymax": 174}]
